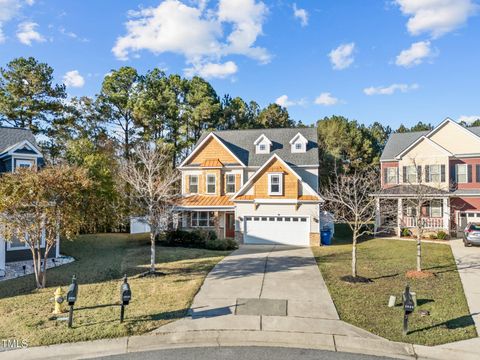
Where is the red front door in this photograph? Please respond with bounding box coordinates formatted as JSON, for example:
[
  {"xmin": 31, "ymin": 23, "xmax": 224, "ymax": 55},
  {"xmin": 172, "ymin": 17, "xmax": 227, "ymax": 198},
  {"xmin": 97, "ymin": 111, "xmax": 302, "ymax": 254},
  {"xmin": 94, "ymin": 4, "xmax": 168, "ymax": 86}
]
[{"xmin": 225, "ymin": 213, "xmax": 235, "ymax": 238}]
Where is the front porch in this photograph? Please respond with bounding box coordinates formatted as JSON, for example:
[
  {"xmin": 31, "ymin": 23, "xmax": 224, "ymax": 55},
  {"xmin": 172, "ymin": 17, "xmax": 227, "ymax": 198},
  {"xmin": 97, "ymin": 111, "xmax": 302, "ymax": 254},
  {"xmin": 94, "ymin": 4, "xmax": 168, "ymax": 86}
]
[
  {"xmin": 176, "ymin": 195, "xmax": 236, "ymax": 239},
  {"xmin": 373, "ymin": 185, "xmax": 452, "ymax": 237}
]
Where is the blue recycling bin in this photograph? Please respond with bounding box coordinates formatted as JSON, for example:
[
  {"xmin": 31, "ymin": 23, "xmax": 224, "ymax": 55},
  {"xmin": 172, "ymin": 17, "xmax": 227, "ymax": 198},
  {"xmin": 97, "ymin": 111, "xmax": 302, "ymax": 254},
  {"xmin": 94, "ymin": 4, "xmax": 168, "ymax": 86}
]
[{"xmin": 321, "ymin": 229, "xmax": 332, "ymax": 246}]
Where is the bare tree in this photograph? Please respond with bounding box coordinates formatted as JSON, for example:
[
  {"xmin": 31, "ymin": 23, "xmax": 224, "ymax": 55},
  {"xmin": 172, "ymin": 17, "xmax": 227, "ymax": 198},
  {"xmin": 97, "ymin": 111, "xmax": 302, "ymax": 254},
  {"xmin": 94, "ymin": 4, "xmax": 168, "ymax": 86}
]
[
  {"xmin": 120, "ymin": 143, "xmax": 180, "ymax": 274},
  {"xmin": 323, "ymin": 167, "xmax": 383, "ymax": 280},
  {"xmin": 400, "ymin": 161, "xmax": 448, "ymax": 272}
]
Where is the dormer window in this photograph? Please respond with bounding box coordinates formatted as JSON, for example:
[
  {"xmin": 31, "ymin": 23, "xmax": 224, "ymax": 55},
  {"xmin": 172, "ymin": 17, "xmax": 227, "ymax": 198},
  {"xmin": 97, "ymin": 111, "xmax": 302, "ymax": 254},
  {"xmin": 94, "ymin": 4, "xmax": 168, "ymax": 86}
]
[
  {"xmin": 254, "ymin": 134, "xmax": 272, "ymax": 154},
  {"xmin": 289, "ymin": 133, "xmax": 308, "ymax": 153}
]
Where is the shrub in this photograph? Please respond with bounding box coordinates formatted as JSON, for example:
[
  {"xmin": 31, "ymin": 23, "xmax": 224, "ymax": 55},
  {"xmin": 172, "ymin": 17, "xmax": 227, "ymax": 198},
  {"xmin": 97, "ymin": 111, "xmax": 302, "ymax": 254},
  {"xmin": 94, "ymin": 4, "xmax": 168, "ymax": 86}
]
[
  {"xmin": 162, "ymin": 229, "xmax": 205, "ymax": 248},
  {"xmin": 205, "ymin": 238, "xmax": 238, "ymax": 251},
  {"xmin": 401, "ymin": 228, "xmax": 411, "ymax": 237},
  {"xmin": 161, "ymin": 229, "xmax": 230, "ymax": 249},
  {"xmin": 429, "ymin": 233, "xmax": 438, "ymax": 240},
  {"xmin": 437, "ymin": 230, "xmax": 449, "ymax": 240}
]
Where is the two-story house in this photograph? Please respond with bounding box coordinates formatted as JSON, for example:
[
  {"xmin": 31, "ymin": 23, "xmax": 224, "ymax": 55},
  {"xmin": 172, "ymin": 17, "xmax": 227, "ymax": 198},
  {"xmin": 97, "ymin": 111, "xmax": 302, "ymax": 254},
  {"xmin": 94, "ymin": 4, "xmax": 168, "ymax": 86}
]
[
  {"xmin": 0, "ymin": 127, "xmax": 55, "ymax": 278},
  {"xmin": 176, "ymin": 127, "xmax": 323, "ymax": 246},
  {"xmin": 373, "ymin": 118, "xmax": 480, "ymax": 238}
]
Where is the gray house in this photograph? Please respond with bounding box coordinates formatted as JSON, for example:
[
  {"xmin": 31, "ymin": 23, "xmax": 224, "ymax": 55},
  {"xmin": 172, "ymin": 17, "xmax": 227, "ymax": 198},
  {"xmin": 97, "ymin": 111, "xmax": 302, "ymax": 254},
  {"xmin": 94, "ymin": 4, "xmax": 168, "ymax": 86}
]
[{"xmin": 0, "ymin": 127, "xmax": 57, "ymax": 277}]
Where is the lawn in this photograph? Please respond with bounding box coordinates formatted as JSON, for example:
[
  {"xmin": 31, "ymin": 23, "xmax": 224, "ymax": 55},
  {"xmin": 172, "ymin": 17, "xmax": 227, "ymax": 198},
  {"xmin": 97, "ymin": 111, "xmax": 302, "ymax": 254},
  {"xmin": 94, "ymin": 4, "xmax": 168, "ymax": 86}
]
[
  {"xmin": 0, "ymin": 233, "xmax": 229, "ymax": 347},
  {"xmin": 312, "ymin": 225, "xmax": 477, "ymax": 346}
]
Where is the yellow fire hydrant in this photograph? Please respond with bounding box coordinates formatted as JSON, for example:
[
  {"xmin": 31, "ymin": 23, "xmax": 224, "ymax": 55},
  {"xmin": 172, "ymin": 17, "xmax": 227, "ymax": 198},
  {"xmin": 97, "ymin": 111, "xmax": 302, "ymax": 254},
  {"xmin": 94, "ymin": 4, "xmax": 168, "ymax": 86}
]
[{"xmin": 53, "ymin": 287, "xmax": 66, "ymax": 314}]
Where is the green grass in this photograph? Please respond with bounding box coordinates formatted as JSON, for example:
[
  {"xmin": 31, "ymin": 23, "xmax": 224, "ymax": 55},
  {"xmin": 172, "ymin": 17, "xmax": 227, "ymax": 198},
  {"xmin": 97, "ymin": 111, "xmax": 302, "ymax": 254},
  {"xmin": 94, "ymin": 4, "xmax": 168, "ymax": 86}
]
[
  {"xmin": 312, "ymin": 224, "xmax": 477, "ymax": 346},
  {"xmin": 0, "ymin": 233, "xmax": 229, "ymax": 347}
]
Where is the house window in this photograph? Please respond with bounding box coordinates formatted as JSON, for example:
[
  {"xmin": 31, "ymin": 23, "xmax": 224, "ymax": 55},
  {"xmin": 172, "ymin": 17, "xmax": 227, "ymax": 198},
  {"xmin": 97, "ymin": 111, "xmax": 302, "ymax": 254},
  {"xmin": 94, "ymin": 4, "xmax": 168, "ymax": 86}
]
[
  {"xmin": 457, "ymin": 164, "xmax": 468, "ymax": 183},
  {"xmin": 189, "ymin": 175, "xmax": 198, "ymax": 193},
  {"xmin": 15, "ymin": 159, "xmax": 34, "ymax": 171},
  {"xmin": 226, "ymin": 174, "xmax": 236, "ymax": 193},
  {"xmin": 428, "ymin": 165, "xmax": 441, "ymax": 183},
  {"xmin": 430, "ymin": 200, "xmax": 443, "ymax": 218},
  {"xmin": 206, "ymin": 174, "xmax": 216, "ymax": 194},
  {"xmin": 191, "ymin": 211, "xmax": 215, "ymax": 227},
  {"xmin": 406, "ymin": 166, "xmax": 417, "ymax": 183},
  {"xmin": 268, "ymin": 173, "xmax": 283, "ymax": 195},
  {"xmin": 259, "ymin": 144, "xmax": 266, "ymax": 151},
  {"xmin": 295, "ymin": 143, "xmax": 302, "ymax": 150},
  {"xmin": 386, "ymin": 168, "xmax": 398, "ymax": 184}
]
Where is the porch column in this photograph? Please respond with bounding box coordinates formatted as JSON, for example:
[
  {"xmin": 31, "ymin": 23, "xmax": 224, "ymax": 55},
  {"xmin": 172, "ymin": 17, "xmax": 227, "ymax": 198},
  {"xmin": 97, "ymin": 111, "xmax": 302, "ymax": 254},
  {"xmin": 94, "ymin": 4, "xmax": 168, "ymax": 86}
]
[
  {"xmin": 374, "ymin": 197, "xmax": 380, "ymax": 236},
  {"xmin": 214, "ymin": 211, "xmax": 220, "ymax": 238},
  {"xmin": 397, "ymin": 198, "xmax": 403, "ymax": 237},
  {"xmin": 443, "ymin": 197, "xmax": 450, "ymax": 233},
  {"xmin": 0, "ymin": 238, "xmax": 5, "ymax": 277}
]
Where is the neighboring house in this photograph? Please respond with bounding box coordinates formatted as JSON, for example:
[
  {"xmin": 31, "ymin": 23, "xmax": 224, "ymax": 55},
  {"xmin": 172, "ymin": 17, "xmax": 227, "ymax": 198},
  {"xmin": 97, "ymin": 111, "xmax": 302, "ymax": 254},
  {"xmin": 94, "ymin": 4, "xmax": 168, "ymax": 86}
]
[
  {"xmin": 0, "ymin": 127, "xmax": 56, "ymax": 278},
  {"xmin": 373, "ymin": 118, "xmax": 480, "ymax": 238},
  {"xmin": 175, "ymin": 127, "xmax": 323, "ymax": 246}
]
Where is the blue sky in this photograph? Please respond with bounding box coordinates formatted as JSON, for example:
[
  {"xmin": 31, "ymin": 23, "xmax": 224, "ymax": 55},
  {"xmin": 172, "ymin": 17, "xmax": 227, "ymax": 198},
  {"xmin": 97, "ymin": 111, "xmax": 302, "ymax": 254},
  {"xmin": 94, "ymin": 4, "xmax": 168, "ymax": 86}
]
[{"xmin": 1, "ymin": 0, "xmax": 479, "ymax": 129}]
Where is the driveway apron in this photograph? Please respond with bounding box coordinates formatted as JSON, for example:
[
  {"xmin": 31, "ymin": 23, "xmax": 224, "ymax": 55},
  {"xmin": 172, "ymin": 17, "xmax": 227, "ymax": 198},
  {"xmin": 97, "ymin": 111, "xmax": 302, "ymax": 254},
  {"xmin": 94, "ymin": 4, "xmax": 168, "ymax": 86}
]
[{"xmin": 156, "ymin": 245, "xmax": 378, "ymax": 339}]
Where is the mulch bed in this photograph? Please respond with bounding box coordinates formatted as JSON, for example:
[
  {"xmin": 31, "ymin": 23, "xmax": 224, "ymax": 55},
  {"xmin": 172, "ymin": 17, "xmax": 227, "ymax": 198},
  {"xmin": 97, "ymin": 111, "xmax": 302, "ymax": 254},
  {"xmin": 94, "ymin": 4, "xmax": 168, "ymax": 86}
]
[{"xmin": 340, "ymin": 275, "xmax": 374, "ymax": 284}]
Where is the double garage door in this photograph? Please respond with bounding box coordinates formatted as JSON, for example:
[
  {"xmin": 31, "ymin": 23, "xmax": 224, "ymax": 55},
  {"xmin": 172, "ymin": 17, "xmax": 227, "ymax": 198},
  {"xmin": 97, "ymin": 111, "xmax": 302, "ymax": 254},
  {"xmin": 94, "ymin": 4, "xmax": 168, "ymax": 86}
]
[{"xmin": 244, "ymin": 215, "xmax": 310, "ymax": 246}]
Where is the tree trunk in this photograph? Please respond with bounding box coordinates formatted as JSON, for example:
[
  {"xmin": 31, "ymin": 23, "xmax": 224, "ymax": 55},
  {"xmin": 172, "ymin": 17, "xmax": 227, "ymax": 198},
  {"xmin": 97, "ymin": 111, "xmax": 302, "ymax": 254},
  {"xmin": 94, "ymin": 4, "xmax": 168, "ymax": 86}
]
[
  {"xmin": 150, "ymin": 231, "xmax": 156, "ymax": 273},
  {"xmin": 352, "ymin": 232, "xmax": 358, "ymax": 278},
  {"xmin": 416, "ymin": 235, "xmax": 422, "ymax": 272},
  {"xmin": 31, "ymin": 247, "xmax": 42, "ymax": 289}
]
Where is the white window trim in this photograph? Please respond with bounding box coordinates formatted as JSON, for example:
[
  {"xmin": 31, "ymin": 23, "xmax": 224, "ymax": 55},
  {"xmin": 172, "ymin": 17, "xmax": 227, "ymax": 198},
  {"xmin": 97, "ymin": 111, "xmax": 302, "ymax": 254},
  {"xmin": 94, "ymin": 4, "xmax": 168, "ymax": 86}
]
[
  {"xmin": 190, "ymin": 211, "xmax": 215, "ymax": 227},
  {"xmin": 206, "ymin": 174, "xmax": 216, "ymax": 194},
  {"xmin": 6, "ymin": 230, "xmax": 46, "ymax": 251},
  {"xmin": 428, "ymin": 165, "xmax": 441, "ymax": 183},
  {"xmin": 256, "ymin": 142, "xmax": 270, "ymax": 154},
  {"xmin": 189, "ymin": 175, "xmax": 199, "ymax": 194},
  {"xmin": 268, "ymin": 173, "xmax": 283, "ymax": 196},
  {"xmin": 406, "ymin": 166, "xmax": 417, "ymax": 184},
  {"xmin": 456, "ymin": 164, "xmax": 468, "ymax": 184},
  {"xmin": 386, "ymin": 167, "xmax": 398, "ymax": 184},
  {"xmin": 291, "ymin": 141, "xmax": 306, "ymax": 153},
  {"xmin": 429, "ymin": 200, "xmax": 443, "ymax": 218},
  {"xmin": 226, "ymin": 174, "xmax": 236, "ymax": 193}
]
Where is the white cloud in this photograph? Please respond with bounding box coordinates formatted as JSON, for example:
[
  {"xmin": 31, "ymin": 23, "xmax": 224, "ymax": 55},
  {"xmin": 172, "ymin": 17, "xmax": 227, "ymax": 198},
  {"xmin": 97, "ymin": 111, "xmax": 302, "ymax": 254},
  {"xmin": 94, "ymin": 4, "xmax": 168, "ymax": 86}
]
[
  {"xmin": 16, "ymin": 21, "xmax": 45, "ymax": 45},
  {"xmin": 25, "ymin": 0, "xmax": 35, "ymax": 5},
  {"xmin": 63, "ymin": 70, "xmax": 85, "ymax": 88},
  {"xmin": 328, "ymin": 42, "xmax": 355, "ymax": 70},
  {"xmin": 314, "ymin": 92, "xmax": 340, "ymax": 106},
  {"xmin": 275, "ymin": 94, "xmax": 305, "ymax": 107},
  {"xmin": 395, "ymin": 41, "xmax": 434, "ymax": 67},
  {"xmin": 363, "ymin": 83, "xmax": 419, "ymax": 96},
  {"xmin": 0, "ymin": 0, "xmax": 22, "ymax": 43},
  {"xmin": 293, "ymin": 3, "xmax": 308, "ymax": 27},
  {"xmin": 395, "ymin": 0, "xmax": 478, "ymax": 38},
  {"xmin": 458, "ymin": 115, "xmax": 480, "ymax": 124},
  {"xmin": 113, "ymin": 0, "xmax": 269, "ymax": 79},
  {"xmin": 184, "ymin": 61, "xmax": 238, "ymax": 79}
]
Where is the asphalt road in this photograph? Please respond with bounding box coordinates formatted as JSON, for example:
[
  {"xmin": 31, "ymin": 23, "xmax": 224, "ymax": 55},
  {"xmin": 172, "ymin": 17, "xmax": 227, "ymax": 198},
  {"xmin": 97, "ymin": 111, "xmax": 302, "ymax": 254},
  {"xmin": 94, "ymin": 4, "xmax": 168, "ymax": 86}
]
[{"xmin": 97, "ymin": 346, "xmax": 396, "ymax": 360}]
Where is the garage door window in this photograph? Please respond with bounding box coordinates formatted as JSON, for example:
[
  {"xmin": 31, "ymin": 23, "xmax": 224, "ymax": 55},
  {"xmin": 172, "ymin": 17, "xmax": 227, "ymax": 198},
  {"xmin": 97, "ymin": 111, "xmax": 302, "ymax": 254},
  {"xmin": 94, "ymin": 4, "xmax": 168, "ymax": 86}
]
[{"xmin": 268, "ymin": 173, "xmax": 283, "ymax": 195}]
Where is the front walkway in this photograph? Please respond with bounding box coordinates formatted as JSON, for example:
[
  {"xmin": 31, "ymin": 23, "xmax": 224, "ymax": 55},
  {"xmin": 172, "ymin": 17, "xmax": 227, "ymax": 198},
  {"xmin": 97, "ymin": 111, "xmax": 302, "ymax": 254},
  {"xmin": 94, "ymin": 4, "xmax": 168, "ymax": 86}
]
[
  {"xmin": 450, "ymin": 239, "xmax": 480, "ymax": 334},
  {"xmin": 154, "ymin": 245, "xmax": 379, "ymax": 339}
]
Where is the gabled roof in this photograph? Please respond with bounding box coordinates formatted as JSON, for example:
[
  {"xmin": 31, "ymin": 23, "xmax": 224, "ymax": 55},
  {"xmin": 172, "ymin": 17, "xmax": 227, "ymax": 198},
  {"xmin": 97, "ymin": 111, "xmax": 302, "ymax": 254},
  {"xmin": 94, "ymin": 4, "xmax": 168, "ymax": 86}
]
[
  {"xmin": 193, "ymin": 127, "xmax": 318, "ymax": 167},
  {"xmin": 0, "ymin": 127, "xmax": 41, "ymax": 155},
  {"xmin": 289, "ymin": 132, "xmax": 308, "ymax": 144},
  {"xmin": 381, "ymin": 119, "xmax": 480, "ymax": 161},
  {"xmin": 179, "ymin": 132, "xmax": 246, "ymax": 168},
  {"xmin": 232, "ymin": 153, "xmax": 321, "ymax": 200},
  {"xmin": 395, "ymin": 136, "xmax": 452, "ymax": 159},
  {"xmin": 254, "ymin": 134, "xmax": 272, "ymax": 145}
]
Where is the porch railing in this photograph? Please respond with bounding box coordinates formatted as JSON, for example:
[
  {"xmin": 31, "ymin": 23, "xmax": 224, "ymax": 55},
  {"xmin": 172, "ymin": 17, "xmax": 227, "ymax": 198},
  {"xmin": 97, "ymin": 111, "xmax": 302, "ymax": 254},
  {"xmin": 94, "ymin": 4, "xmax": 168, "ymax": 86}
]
[{"xmin": 401, "ymin": 217, "xmax": 444, "ymax": 229}]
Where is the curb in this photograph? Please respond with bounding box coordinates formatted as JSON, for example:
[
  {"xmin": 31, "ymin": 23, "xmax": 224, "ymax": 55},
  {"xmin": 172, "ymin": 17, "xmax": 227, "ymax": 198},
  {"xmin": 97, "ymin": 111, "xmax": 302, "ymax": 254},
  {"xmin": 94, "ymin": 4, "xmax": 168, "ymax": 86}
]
[{"xmin": 1, "ymin": 330, "xmax": 479, "ymax": 360}]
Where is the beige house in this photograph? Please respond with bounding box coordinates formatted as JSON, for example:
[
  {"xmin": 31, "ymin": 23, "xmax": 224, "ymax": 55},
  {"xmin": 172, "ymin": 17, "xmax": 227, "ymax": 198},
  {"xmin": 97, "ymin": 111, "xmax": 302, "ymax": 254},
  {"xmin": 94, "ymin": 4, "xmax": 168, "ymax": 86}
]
[
  {"xmin": 374, "ymin": 118, "xmax": 480, "ymax": 237},
  {"xmin": 175, "ymin": 128, "xmax": 323, "ymax": 246}
]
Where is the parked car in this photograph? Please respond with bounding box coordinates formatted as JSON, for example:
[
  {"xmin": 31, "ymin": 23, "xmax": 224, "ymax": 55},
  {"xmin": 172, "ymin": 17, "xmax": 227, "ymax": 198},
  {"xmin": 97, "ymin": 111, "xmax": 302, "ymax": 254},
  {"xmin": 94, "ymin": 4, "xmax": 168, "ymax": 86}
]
[{"xmin": 463, "ymin": 223, "xmax": 480, "ymax": 247}]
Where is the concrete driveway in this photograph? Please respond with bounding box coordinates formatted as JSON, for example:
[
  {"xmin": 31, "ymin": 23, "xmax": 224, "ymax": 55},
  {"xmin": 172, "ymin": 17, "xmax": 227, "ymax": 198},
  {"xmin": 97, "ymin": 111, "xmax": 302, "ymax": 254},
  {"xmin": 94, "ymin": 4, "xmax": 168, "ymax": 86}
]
[
  {"xmin": 155, "ymin": 245, "xmax": 378, "ymax": 339},
  {"xmin": 450, "ymin": 239, "xmax": 480, "ymax": 335}
]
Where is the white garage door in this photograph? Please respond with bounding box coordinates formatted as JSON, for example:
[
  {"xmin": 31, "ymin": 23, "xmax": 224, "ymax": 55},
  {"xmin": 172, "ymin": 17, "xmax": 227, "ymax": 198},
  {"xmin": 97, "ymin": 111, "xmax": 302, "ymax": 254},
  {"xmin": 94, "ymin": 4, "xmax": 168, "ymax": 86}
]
[{"xmin": 244, "ymin": 216, "xmax": 310, "ymax": 246}]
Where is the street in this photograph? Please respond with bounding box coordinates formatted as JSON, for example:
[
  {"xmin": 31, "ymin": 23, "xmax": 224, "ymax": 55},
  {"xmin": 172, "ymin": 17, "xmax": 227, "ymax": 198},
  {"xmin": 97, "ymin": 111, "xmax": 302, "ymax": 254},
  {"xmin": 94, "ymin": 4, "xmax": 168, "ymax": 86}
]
[{"xmin": 97, "ymin": 346, "xmax": 396, "ymax": 360}]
